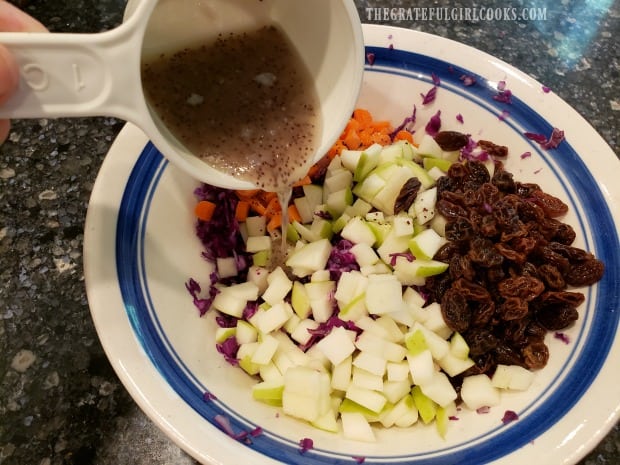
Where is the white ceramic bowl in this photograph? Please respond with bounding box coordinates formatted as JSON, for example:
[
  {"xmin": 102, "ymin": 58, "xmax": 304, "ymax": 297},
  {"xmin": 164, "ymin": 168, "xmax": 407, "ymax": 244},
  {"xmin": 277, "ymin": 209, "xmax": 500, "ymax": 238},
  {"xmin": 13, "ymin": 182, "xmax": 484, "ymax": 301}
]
[{"xmin": 84, "ymin": 24, "xmax": 620, "ymax": 465}]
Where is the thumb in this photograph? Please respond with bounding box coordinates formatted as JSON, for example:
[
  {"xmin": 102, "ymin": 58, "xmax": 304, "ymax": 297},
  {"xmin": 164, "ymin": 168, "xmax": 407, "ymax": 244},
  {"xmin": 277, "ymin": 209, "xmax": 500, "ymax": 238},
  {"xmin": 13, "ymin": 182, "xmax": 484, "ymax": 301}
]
[{"xmin": 0, "ymin": 1, "xmax": 48, "ymax": 140}]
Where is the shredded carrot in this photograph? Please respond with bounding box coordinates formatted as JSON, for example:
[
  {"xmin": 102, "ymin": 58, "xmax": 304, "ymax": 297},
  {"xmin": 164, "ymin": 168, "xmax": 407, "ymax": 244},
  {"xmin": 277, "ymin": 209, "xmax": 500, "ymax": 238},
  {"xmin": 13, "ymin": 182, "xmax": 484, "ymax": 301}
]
[
  {"xmin": 195, "ymin": 200, "xmax": 216, "ymax": 221},
  {"xmin": 393, "ymin": 129, "xmax": 414, "ymax": 143},
  {"xmin": 353, "ymin": 108, "xmax": 373, "ymax": 125},
  {"xmin": 344, "ymin": 129, "xmax": 362, "ymax": 150},
  {"xmin": 292, "ymin": 175, "xmax": 312, "ymax": 187},
  {"xmin": 288, "ymin": 204, "xmax": 302, "ymax": 223},
  {"xmin": 235, "ymin": 200, "xmax": 250, "ymax": 221},
  {"xmin": 267, "ymin": 212, "xmax": 282, "ymax": 232}
]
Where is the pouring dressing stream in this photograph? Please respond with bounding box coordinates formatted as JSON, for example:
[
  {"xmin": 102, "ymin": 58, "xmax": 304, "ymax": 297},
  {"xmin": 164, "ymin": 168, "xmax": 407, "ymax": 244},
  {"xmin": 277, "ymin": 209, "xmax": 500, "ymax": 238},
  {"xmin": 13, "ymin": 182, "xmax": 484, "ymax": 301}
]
[{"xmin": 0, "ymin": 0, "xmax": 365, "ymax": 193}]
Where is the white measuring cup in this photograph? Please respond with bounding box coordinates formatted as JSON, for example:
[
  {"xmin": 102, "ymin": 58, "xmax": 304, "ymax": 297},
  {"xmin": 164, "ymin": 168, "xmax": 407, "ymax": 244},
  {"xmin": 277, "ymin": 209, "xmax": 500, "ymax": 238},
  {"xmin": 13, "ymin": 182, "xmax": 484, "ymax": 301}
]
[{"xmin": 0, "ymin": 0, "xmax": 365, "ymax": 190}]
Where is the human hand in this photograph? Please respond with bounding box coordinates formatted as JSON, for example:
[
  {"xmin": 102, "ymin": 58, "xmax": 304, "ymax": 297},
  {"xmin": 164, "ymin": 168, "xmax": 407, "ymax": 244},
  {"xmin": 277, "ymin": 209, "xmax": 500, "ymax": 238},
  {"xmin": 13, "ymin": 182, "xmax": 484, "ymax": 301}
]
[{"xmin": 0, "ymin": 0, "xmax": 47, "ymax": 143}]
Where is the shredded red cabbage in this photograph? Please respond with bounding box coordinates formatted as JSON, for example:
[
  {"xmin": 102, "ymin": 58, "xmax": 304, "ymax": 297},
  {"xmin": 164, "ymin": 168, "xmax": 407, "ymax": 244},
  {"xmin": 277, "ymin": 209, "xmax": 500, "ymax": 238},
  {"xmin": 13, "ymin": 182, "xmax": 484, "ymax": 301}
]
[
  {"xmin": 520, "ymin": 151, "xmax": 532, "ymax": 159},
  {"xmin": 301, "ymin": 316, "xmax": 362, "ymax": 351},
  {"xmin": 299, "ymin": 437, "xmax": 314, "ymax": 453},
  {"xmin": 524, "ymin": 128, "xmax": 565, "ymax": 149},
  {"xmin": 501, "ymin": 410, "xmax": 519, "ymax": 424},
  {"xmin": 493, "ymin": 88, "xmax": 513, "ymax": 104},
  {"xmin": 216, "ymin": 336, "xmax": 239, "ymax": 366},
  {"xmin": 390, "ymin": 105, "xmax": 417, "ymax": 138},
  {"xmin": 460, "ymin": 74, "xmax": 477, "ymax": 86},
  {"xmin": 203, "ymin": 391, "xmax": 217, "ymax": 401},
  {"xmin": 498, "ymin": 110, "xmax": 510, "ymax": 121},
  {"xmin": 425, "ymin": 110, "xmax": 442, "ymax": 136},
  {"xmin": 542, "ymin": 85, "xmax": 551, "ymax": 93},
  {"xmin": 421, "ymin": 85, "xmax": 438, "ymax": 105},
  {"xmin": 366, "ymin": 52, "xmax": 375, "ymax": 66},
  {"xmin": 326, "ymin": 239, "xmax": 360, "ymax": 280},
  {"xmin": 554, "ymin": 331, "xmax": 570, "ymax": 344},
  {"xmin": 389, "ymin": 251, "xmax": 415, "ymax": 266},
  {"xmin": 353, "ymin": 456, "xmax": 366, "ymax": 464},
  {"xmin": 186, "ymin": 273, "xmax": 220, "ymax": 316},
  {"xmin": 456, "ymin": 113, "xmax": 464, "ymax": 124}
]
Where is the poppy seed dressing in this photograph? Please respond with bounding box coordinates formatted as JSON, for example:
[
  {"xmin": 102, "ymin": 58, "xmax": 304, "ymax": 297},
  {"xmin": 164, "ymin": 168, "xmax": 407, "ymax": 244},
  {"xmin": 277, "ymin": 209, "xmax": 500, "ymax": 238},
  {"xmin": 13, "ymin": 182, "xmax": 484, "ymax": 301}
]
[{"xmin": 140, "ymin": 25, "xmax": 321, "ymax": 194}]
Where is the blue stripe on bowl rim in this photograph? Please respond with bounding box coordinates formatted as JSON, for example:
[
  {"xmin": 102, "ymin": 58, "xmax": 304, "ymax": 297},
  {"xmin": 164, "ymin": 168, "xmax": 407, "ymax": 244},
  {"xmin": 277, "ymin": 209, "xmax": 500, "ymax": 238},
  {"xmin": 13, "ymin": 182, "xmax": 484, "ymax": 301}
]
[{"xmin": 115, "ymin": 45, "xmax": 620, "ymax": 465}]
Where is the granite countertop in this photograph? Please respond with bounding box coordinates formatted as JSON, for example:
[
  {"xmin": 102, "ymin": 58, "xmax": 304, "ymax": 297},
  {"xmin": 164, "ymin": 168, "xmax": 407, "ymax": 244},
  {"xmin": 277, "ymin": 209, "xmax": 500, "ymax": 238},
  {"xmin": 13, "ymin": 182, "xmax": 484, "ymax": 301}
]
[{"xmin": 0, "ymin": 1, "xmax": 617, "ymax": 464}]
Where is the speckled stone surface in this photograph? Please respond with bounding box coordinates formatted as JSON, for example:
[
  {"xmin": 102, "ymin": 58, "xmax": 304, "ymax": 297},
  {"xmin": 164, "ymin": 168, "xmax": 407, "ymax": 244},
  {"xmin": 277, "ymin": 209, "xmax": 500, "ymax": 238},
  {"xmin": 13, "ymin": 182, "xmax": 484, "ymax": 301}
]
[{"xmin": 0, "ymin": 1, "xmax": 617, "ymax": 464}]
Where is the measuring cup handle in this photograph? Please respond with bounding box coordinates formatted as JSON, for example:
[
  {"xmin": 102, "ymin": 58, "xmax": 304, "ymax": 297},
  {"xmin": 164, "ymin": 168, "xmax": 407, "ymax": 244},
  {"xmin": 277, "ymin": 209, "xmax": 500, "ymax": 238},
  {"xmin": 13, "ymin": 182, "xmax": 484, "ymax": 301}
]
[{"xmin": 0, "ymin": 22, "xmax": 144, "ymax": 122}]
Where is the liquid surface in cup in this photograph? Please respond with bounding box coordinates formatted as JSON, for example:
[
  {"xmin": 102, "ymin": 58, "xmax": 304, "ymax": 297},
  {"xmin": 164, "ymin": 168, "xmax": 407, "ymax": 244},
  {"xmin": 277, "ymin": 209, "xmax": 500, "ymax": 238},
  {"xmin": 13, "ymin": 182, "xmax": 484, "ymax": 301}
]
[{"xmin": 141, "ymin": 25, "xmax": 321, "ymax": 193}]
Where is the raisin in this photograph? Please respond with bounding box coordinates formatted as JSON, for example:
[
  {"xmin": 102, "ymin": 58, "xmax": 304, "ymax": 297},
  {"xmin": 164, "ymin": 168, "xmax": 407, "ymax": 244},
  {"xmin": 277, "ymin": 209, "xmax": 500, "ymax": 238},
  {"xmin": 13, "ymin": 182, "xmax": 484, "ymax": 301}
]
[
  {"xmin": 434, "ymin": 242, "xmax": 463, "ymax": 261},
  {"xmin": 471, "ymin": 301, "xmax": 496, "ymax": 326},
  {"xmin": 465, "ymin": 161, "xmax": 491, "ymax": 189},
  {"xmin": 449, "ymin": 255, "xmax": 476, "ymax": 281},
  {"xmin": 535, "ymin": 303, "xmax": 579, "ymax": 331},
  {"xmin": 441, "ymin": 288, "xmax": 471, "ymax": 333},
  {"xmin": 529, "ymin": 190, "xmax": 569, "ymax": 218},
  {"xmin": 498, "ymin": 297, "xmax": 529, "ymax": 321},
  {"xmin": 437, "ymin": 199, "xmax": 468, "ymax": 219},
  {"xmin": 465, "ymin": 328, "xmax": 499, "ymax": 356},
  {"xmin": 522, "ymin": 342, "xmax": 549, "ymax": 369},
  {"xmin": 394, "ymin": 177, "xmax": 422, "ymax": 214},
  {"xmin": 564, "ymin": 258, "xmax": 605, "ymax": 286},
  {"xmin": 537, "ymin": 264, "xmax": 565, "ymax": 290},
  {"xmin": 495, "ymin": 243, "xmax": 526, "ymax": 264},
  {"xmin": 434, "ymin": 130, "xmax": 470, "ymax": 151},
  {"xmin": 478, "ymin": 140, "xmax": 509, "ymax": 158},
  {"xmin": 515, "ymin": 182, "xmax": 540, "ymax": 197},
  {"xmin": 539, "ymin": 290, "xmax": 585, "ymax": 307},
  {"xmin": 493, "ymin": 344, "xmax": 525, "ymax": 366},
  {"xmin": 492, "ymin": 169, "xmax": 515, "ymax": 193},
  {"xmin": 468, "ymin": 237, "xmax": 504, "ymax": 267},
  {"xmin": 445, "ymin": 216, "xmax": 474, "ymax": 242},
  {"xmin": 550, "ymin": 222, "xmax": 576, "ymax": 245},
  {"xmin": 453, "ymin": 278, "xmax": 491, "ymax": 302},
  {"xmin": 497, "ymin": 276, "xmax": 545, "ymax": 301},
  {"xmin": 447, "ymin": 162, "xmax": 470, "ymax": 180},
  {"xmin": 479, "ymin": 215, "xmax": 499, "ymax": 238}
]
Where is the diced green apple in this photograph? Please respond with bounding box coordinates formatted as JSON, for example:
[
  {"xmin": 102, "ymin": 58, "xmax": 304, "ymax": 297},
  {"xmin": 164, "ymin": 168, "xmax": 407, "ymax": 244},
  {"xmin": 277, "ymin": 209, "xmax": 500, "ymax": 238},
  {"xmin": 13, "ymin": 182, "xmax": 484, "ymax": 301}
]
[
  {"xmin": 460, "ymin": 374, "xmax": 501, "ymax": 411},
  {"xmin": 261, "ymin": 266, "xmax": 292, "ymax": 305},
  {"xmin": 412, "ymin": 186, "xmax": 437, "ymax": 225},
  {"xmin": 291, "ymin": 281, "xmax": 311, "ymax": 319},
  {"xmin": 340, "ymin": 411, "xmax": 376, "ymax": 442},
  {"xmin": 491, "ymin": 364, "xmax": 535, "ymax": 391},
  {"xmin": 345, "ymin": 384, "xmax": 387, "ymax": 414},
  {"xmin": 286, "ymin": 238, "xmax": 332, "ymax": 277},
  {"xmin": 252, "ymin": 379, "xmax": 284, "ymax": 404},
  {"xmin": 311, "ymin": 408, "xmax": 340, "ymax": 433},
  {"xmin": 412, "ymin": 385, "xmax": 437, "ymax": 424},
  {"xmin": 245, "ymin": 216, "xmax": 267, "ymax": 236},
  {"xmin": 365, "ymin": 274, "xmax": 405, "ymax": 315},
  {"xmin": 353, "ymin": 143, "xmax": 382, "ymax": 182},
  {"xmin": 341, "ymin": 216, "xmax": 376, "ymax": 246},
  {"xmin": 331, "ymin": 356, "xmax": 353, "ymax": 391},
  {"xmin": 282, "ymin": 366, "xmax": 331, "ymax": 422},
  {"xmin": 408, "ymin": 227, "xmax": 445, "ymax": 260},
  {"xmin": 419, "ymin": 371, "xmax": 458, "ymax": 407},
  {"xmin": 315, "ymin": 326, "xmax": 357, "ymax": 366},
  {"xmin": 236, "ymin": 320, "xmax": 258, "ymax": 344},
  {"xmin": 417, "ymin": 133, "xmax": 443, "ymax": 159}
]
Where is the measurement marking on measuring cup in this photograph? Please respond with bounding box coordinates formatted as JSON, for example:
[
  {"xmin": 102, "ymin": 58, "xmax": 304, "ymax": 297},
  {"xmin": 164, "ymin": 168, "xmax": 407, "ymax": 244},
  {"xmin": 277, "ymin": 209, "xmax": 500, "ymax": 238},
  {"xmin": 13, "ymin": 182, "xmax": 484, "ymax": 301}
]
[
  {"xmin": 72, "ymin": 64, "xmax": 86, "ymax": 91},
  {"xmin": 22, "ymin": 63, "xmax": 49, "ymax": 91}
]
